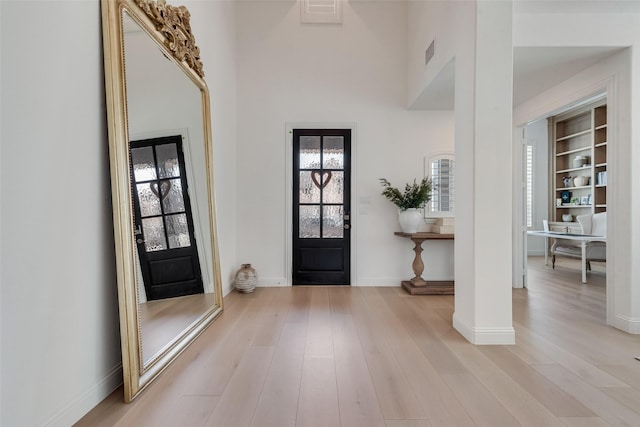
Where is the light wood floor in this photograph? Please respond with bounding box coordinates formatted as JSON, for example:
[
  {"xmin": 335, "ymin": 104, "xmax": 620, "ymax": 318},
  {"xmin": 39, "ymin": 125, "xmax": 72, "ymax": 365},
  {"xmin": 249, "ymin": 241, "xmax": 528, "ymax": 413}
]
[{"xmin": 76, "ymin": 257, "xmax": 640, "ymax": 427}]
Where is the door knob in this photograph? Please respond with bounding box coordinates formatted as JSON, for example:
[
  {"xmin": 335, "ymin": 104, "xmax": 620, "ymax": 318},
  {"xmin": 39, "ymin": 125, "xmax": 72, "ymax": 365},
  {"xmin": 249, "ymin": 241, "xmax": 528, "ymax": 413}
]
[
  {"xmin": 344, "ymin": 224, "xmax": 350, "ymax": 229},
  {"xmin": 136, "ymin": 238, "xmax": 145, "ymax": 244}
]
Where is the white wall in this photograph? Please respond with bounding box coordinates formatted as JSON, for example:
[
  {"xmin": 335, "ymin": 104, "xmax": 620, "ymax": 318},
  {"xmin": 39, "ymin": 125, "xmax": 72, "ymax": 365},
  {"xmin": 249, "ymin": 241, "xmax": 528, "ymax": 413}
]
[
  {"xmin": 0, "ymin": 1, "xmax": 238, "ymax": 426},
  {"xmin": 235, "ymin": 1, "xmax": 455, "ymax": 287},
  {"xmin": 525, "ymin": 119, "xmax": 549, "ymax": 256},
  {"xmin": 513, "ymin": 5, "xmax": 640, "ymax": 334},
  {"xmin": 0, "ymin": 2, "xmax": 121, "ymax": 425},
  {"xmin": 406, "ymin": 0, "xmax": 456, "ymax": 107}
]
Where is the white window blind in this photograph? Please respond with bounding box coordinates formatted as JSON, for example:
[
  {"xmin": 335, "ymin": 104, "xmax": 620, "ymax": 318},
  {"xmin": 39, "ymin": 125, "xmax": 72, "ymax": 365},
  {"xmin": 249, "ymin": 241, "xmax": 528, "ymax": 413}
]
[{"xmin": 526, "ymin": 144, "xmax": 533, "ymax": 228}]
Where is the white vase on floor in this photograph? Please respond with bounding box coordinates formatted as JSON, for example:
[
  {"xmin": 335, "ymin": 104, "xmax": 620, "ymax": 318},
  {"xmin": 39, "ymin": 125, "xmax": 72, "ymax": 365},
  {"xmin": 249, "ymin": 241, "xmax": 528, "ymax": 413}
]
[{"xmin": 398, "ymin": 208, "xmax": 422, "ymax": 233}]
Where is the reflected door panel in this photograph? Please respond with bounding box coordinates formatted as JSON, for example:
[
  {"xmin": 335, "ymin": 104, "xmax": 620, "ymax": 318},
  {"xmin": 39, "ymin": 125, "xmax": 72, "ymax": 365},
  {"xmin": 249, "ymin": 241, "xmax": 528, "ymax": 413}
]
[{"xmin": 130, "ymin": 136, "xmax": 203, "ymax": 301}]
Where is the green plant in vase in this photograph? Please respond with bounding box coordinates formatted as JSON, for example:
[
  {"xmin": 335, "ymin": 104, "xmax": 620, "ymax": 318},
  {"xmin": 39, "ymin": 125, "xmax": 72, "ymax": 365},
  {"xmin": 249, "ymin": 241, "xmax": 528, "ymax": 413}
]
[
  {"xmin": 379, "ymin": 178, "xmax": 432, "ymax": 210},
  {"xmin": 380, "ymin": 178, "xmax": 432, "ymax": 233}
]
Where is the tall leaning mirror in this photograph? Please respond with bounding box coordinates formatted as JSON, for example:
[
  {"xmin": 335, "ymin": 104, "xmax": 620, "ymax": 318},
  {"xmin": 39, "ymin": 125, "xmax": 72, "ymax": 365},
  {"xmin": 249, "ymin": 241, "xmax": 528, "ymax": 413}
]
[{"xmin": 101, "ymin": 0, "xmax": 223, "ymax": 401}]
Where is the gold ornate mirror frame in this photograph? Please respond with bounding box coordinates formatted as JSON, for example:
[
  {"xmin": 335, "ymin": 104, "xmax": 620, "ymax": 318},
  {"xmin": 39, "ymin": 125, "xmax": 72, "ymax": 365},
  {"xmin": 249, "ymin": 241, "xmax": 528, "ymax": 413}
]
[{"xmin": 101, "ymin": 0, "xmax": 223, "ymax": 402}]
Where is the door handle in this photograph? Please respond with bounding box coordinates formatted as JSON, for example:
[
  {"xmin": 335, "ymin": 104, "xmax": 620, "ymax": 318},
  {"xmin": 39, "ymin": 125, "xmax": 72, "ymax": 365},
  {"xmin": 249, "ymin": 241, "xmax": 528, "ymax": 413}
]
[
  {"xmin": 344, "ymin": 224, "xmax": 350, "ymax": 229},
  {"xmin": 136, "ymin": 238, "xmax": 145, "ymax": 244}
]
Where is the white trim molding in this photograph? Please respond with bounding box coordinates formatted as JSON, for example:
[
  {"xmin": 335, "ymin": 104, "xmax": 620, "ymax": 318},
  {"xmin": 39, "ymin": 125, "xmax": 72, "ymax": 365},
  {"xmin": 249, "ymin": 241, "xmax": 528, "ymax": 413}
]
[
  {"xmin": 453, "ymin": 312, "xmax": 516, "ymax": 345},
  {"xmin": 256, "ymin": 277, "xmax": 289, "ymax": 287},
  {"xmin": 44, "ymin": 365, "xmax": 123, "ymax": 427},
  {"xmin": 284, "ymin": 122, "xmax": 358, "ymax": 287},
  {"xmin": 614, "ymin": 315, "xmax": 640, "ymax": 334}
]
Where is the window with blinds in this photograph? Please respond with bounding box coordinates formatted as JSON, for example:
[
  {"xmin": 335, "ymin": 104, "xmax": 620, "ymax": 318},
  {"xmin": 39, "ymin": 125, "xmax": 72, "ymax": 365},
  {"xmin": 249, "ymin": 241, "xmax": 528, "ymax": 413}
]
[{"xmin": 526, "ymin": 145, "xmax": 533, "ymax": 228}]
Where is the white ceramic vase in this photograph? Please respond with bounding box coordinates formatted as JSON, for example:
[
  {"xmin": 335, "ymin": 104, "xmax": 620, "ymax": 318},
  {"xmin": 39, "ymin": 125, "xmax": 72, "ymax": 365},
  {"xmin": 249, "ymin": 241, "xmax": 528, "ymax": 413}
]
[{"xmin": 398, "ymin": 208, "xmax": 422, "ymax": 233}]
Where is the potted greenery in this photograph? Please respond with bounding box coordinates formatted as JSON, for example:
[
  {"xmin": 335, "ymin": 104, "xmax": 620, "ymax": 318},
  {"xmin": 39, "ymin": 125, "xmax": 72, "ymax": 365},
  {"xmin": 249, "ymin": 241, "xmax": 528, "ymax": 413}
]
[{"xmin": 380, "ymin": 177, "xmax": 432, "ymax": 233}]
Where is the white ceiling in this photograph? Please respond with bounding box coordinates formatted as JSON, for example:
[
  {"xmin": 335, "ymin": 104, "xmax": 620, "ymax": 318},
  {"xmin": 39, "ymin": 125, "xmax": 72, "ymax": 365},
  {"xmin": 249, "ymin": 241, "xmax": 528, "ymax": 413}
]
[
  {"xmin": 512, "ymin": 46, "xmax": 623, "ymax": 106},
  {"xmin": 412, "ymin": 46, "xmax": 624, "ymax": 110}
]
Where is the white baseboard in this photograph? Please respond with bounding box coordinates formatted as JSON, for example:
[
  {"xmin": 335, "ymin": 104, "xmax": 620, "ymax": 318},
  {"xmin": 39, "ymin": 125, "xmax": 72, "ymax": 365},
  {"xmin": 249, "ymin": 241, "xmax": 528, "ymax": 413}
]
[
  {"xmin": 353, "ymin": 277, "xmax": 401, "ymax": 287},
  {"xmin": 44, "ymin": 364, "xmax": 122, "ymax": 427},
  {"xmin": 256, "ymin": 277, "xmax": 289, "ymax": 287},
  {"xmin": 453, "ymin": 312, "xmax": 515, "ymax": 345},
  {"xmin": 614, "ymin": 314, "xmax": 640, "ymax": 334}
]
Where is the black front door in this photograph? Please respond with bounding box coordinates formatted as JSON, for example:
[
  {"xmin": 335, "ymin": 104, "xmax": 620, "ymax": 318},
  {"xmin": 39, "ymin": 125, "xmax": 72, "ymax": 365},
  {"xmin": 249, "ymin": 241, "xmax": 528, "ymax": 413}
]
[
  {"xmin": 130, "ymin": 136, "xmax": 203, "ymax": 301},
  {"xmin": 292, "ymin": 129, "xmax": 351, "ymax": 285}
]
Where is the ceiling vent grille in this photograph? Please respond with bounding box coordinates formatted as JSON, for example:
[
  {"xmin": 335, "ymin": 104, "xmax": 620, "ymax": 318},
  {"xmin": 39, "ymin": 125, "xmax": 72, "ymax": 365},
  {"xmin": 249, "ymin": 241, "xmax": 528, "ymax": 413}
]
[
  {"xmin": 425, "ymin": 40, "xmax": 435, "ymax": 66},
  {"xmin": 301, "ymin": 0, "xmax": 343, "ymax": 24}
]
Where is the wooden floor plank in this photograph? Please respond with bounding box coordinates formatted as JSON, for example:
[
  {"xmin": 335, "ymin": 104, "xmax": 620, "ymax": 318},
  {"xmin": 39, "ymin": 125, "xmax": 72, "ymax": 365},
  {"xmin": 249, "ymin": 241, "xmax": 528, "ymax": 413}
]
[
  {"xmin": 251, "ymin": 321, "xmax": 307, "ymax": 427},
  {"xmin": 186, "ymin": 289, "xmax": 277, "ymax": 396},
  {"xmin": 76, "ymin": 259, "xmax": 640, "ymax": 427},
  {"xmin": 440, "ymin": 372, "xmax": 521, "ymax": 427},
  {"xmin": 304, "ymin": 287, "xmax": 334, "ymax": 359},
  {"xmin": 296, "ymin": 357, "xmax": 340, "ymax": 427},
  {"xmin": 599, "ymin": 386, "xmax": 640, "ymax": 416},
  {"xmin": 331, "ymin": 312, "xmax": 386, "ymax": 427},
  {"xmin": 374, "ymin": 288, "xmax": 475, "ymax": 427},
  {"xmin": 444, "ymin": 334, "xmax": 565, "ymax": 427},
  {"xmin": 348, "ymin": 288, "xmax": 425, "ymax": 421},
  {"xmin": 204, "ymin": 345, "xmax": 275, "ymax": 427},
  {"xmin": 534, "ymin": 364, "xmax": 640, "ymax": 427},
  {"xmin": 251, "ymin": 287, "xmax": 295, "ymax": 347},
  {"xmin": 559, "ymin": 417, "xmax": 613, "ymax": 427},
  {"xmin": 478, "ymin": 345, "xmax": 595, "ymax": 417}
]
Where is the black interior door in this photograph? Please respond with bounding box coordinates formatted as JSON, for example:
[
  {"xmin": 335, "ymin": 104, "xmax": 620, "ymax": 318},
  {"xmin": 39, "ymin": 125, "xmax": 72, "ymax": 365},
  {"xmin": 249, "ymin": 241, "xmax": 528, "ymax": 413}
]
[
  {"xmin": 293, "ymin": 129, "xmax": 351, "ymax": 285},
  {"xmin": 130, "ymin": 136, "xmax": 203, "ymax": 301}
]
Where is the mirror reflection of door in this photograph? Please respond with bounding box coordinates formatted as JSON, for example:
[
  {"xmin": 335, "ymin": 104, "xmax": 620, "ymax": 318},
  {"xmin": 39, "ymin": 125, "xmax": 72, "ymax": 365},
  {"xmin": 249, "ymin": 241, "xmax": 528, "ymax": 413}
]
[
  {"xmin": 292, "ymin": 129, "xmax": 351, "ymax": 285},
  {"xmin": 130, "ymin": 135, "xmax": 203, "ymax": 301}
]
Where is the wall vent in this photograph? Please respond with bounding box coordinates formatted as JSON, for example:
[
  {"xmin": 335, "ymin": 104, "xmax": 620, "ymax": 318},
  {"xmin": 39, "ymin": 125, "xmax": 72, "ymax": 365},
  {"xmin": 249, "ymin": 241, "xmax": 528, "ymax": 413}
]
[
  {"xmin": 301, "ymin": 0, "xmax": 343, "ymax": 24},
  {"xmin": 425, "ymin": 40, "xmax": 435, "ymax": 66}
]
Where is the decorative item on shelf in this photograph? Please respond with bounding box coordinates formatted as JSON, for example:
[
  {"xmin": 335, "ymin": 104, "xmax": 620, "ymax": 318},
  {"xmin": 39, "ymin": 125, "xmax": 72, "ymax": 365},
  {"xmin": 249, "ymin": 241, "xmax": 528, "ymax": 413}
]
[
  {"xmin": 380, "ymin": 177, "xmax": 432, "ymax": 234},
  {"xmin": 561, "ymin": 190, "xmax": 571, "ymax": 204},
  {"xmin": 562, "ymin": 213, "xmax": 573, "ymax": 222},
  {"xmin": 235, "ymin": 263, "xmax": 257, "ymax": 293},
  {"xmin": 573, "ymin": 176, "xmax": 589, "ymax": 187},
  {"xmin": 563, "ymin": 176, "xmax": 573, "ymax": 188},
  {"xmin": 580, "ymin": 196, "xmax": 590, "ymax": 205},
  {"xmin": 556, "ymin": 198, "xmax": 563, "ymax": 207},
  {"xmin": 431, "ymin": 217, "xmax": 455, "ymax": 234},
  {"xmin": 573, "ymin": 155, "xmax": 588, "ymax": 168},
  {"xmin": 570, "ymin": 197, "xmax": 580, "ymax": 205}
]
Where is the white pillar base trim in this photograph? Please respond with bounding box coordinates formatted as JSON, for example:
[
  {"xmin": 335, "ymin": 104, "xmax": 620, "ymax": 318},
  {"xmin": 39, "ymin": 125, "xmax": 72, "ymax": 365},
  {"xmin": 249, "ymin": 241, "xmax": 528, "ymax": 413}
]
[
  {"xmin": 614, "ymin": 314, "xmax": 640, "ymax": 334},
  {"xmin": 453, "ymin": 312, "xmax": 516, "ymax": 345}
]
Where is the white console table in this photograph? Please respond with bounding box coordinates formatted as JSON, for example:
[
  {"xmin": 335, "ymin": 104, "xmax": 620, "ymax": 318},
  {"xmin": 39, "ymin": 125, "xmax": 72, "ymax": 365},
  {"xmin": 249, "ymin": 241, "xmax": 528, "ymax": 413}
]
[{"xmin": 527, "ymin": 230, "xmax": 606, "ymax": 284}]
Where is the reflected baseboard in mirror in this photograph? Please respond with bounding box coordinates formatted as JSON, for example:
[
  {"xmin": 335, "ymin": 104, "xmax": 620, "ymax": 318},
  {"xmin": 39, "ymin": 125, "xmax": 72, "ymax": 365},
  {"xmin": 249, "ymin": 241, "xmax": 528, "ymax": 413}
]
[{"xmin": 101, "ymin": 0, "xmax": 223, "ymax": 402}]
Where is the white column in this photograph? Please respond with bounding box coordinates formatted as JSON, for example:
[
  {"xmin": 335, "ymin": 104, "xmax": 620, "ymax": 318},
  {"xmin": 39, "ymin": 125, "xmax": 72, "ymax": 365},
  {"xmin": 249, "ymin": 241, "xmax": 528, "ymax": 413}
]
[{"xmin": 453, "ymin": 0, "xmax": 515, "ymax": 344}]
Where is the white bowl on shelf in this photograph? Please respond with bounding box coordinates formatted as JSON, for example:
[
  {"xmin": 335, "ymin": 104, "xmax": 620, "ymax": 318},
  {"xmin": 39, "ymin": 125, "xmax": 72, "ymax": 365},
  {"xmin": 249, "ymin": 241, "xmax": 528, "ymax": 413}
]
[{"xmin": 573, "ymin": 176, "xmax": 589, "ymax": 187}]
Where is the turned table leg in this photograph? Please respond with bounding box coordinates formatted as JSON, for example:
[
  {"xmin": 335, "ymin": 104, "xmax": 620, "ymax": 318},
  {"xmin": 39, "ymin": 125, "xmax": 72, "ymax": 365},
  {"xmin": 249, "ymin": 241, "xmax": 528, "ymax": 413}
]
[
  {"xmin": 409, "ymin": 238, "xmax": 427, "ymax": 286},
  {"xmin": 394, "ymin": 232, "xmax": 455, "ymax": 296}
]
